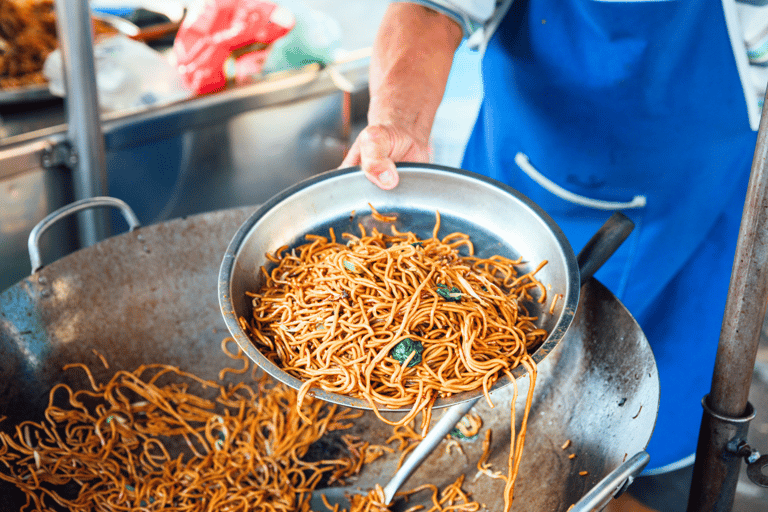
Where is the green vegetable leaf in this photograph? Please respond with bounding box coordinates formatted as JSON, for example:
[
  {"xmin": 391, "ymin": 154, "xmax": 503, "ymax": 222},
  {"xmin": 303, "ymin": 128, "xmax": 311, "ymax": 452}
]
[
  {"xmin": 450, "ymin": 427, "xmax": 469, "ymax": 439},
  {"xmin": 436, "ymin": 283, "xmax": 462, "ymax": 302},
  {"xmin": 390, "ymin": 337, "xmax": 423, "ymax": 367},
  {"xmin": 450, "ymin": 414, "xmax": 480, "ymax": 440}
]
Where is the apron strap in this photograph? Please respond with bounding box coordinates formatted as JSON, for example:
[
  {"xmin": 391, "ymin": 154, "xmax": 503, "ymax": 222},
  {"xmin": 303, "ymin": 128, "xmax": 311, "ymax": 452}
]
[{"xmin": 515, "ymin": 153, "xmax": 647, "ymax": 210}]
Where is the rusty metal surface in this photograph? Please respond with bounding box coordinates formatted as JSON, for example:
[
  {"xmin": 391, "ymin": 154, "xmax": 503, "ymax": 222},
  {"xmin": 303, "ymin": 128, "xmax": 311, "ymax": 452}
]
[
  {"xmin": 0, "ymin": 207, "xmax": 658, "ymax": 511},
  {"xmin": 688, "ymin": 399, "xmax": 756, "ymax": 512},
  {"xmin": 709, "ymin": 91, "xmax": 768, "ymax": 419},
  {"xmin": 688, "ymin": 92, "xmax": 768, "ymax": 512}
]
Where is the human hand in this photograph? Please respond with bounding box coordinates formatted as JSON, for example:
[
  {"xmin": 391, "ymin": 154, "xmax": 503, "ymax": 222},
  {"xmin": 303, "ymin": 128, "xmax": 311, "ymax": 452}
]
[
  {"xmin": 340, "ymin": 124, "xmax": 430, "ymax": 190},
  {"xmin": 338, "ymin": 3, "xmax": 460, "ymax": 190}
]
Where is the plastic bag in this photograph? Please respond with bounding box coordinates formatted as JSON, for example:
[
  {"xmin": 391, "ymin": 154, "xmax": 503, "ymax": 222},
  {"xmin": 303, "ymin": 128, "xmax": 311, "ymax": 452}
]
[
  {"xmin": 261, "ymin": 0, "xmax": 342, "ymax": 74},
  {"xmin": 44, "ymin": 34, "xmax": 191, "ymax": 112},
  {"xmin": 173, "ymin": 0, "xmax": 295, "ymax": 94}
]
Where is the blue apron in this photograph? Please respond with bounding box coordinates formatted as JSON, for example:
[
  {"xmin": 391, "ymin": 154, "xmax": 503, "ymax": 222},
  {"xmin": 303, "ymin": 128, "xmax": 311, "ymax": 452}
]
[{"xmin": 462, "ymin": 0, "xmax": 757, "ymax": 472}]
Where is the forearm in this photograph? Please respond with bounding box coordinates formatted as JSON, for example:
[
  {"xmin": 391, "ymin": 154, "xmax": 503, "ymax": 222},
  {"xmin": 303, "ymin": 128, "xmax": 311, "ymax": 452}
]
[{"xmin": 369, "ymin": 3, "xmax": 463, "ymax": 144}]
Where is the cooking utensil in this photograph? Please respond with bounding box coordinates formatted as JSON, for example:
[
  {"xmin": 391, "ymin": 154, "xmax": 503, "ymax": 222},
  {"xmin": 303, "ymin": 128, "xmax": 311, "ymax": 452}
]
[
  {"xmin": 0, "ymin": 198, "xmax": 658, "ymax": 511},
  {"xmin": 220, "ymin": 164, "xmax": 582, "ymax": 411},
  {"xmin": 379, "ymin": 210, "xmax": 634, "ymax": 504}
]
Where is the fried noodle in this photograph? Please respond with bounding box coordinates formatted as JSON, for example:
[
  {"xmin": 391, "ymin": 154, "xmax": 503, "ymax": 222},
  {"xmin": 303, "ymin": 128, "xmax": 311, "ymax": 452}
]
[{"xmin": 0, "ymin": 339, "xmax": 384, "ymax": 511}]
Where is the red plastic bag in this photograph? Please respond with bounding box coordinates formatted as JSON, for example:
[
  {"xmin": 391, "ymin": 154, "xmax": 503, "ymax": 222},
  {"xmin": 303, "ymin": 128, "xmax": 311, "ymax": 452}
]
[{"xmin": 174, "ymin": 0, "xmax": 295, "ymax": 94}]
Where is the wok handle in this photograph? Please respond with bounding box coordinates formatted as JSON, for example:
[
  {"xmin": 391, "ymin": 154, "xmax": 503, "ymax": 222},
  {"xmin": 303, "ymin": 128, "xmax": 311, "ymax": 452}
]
[
  {"xmin": 577, "ymin": 212, "xmax": 634, "ymax": 286},
  {"xmin": 569, "ymin": 451, "xmax": 651, "ymax": 512},
  {"xmin": 28, "ymin": 196, "xmax": 141, "ymax": 273}
]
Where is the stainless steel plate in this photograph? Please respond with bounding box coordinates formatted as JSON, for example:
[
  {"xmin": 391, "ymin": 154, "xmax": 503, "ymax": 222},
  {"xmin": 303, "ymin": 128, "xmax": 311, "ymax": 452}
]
[{"xmin": 219, "ymin": 164, "xmax": 581, "ymax": 411}]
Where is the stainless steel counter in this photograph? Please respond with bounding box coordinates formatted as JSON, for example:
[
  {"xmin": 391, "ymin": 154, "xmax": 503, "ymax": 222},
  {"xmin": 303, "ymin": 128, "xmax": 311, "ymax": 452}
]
[
  {"xmin": 0, "ymin": 59, "xmax": 371, "ymax": 291},
  {"xmin": 0, "ymin": 0, "xmax": 388, "ymax": 292}
]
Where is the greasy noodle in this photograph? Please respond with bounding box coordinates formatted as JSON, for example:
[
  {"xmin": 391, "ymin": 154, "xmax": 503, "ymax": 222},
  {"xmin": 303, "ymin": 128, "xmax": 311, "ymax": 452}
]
[
  {"xmin": 344, "ymin": 475, "xmax": 481, "ymax": 512},
  {"xmin": 242, "ymin": 208, "xmax": 548, "ymax": 510},
  {"xmin": 243, "ymin": 210, "xmax": 546, "ymax": 426},
  {"xmin": 0, "ymin": 339, "xmax": 386, "ymax": 511},
  {"xmin": 0, "ymin": 339, "xmax": 488, "ymax": 512}
]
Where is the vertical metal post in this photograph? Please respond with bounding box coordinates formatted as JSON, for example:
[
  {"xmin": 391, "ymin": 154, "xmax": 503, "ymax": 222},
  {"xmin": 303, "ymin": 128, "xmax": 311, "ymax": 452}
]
[
  {"xmin": 687, "ymin": 90, "xmax": 768, "ymax": 511},
  {"xmin": 53, "ymin": 0, "xmax": 110, "ymax": 247}
]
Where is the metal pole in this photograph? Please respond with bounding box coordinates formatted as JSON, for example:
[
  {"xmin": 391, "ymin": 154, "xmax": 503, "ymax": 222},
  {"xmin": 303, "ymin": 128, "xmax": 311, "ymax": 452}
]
[
  {"xmin": 53, "ymin": 0, "xmax": 110, "ymax": 247},
  {"xmin": 687, "ymin": 90, "xmax": 768, "ymax": 511}
]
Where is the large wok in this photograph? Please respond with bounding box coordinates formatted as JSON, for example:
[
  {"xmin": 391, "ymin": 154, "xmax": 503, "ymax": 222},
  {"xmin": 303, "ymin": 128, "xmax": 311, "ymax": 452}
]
[{"xmin": 0, "ymin": 199, "xmax": 659, "ymax": 511}]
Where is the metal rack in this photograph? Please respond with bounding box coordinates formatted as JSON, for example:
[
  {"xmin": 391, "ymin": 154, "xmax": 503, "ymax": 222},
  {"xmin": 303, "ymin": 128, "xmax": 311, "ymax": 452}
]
[{"xmin": 53, "ymin": 0, "xmax": 109, "ymax": 246}]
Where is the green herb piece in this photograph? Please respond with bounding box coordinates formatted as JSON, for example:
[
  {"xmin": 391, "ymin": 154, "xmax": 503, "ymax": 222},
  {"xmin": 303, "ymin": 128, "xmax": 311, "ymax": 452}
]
[
  {"xmin": 450, "ymin": 427, "xmax": 469, "ymax": 439},
  {"xmin": 343, "ymin": 260, "xmax": 357, "ymax": 272},
  {"xmin": 436, "ymin": 283, "xmax": 462, "ymax": 302},
  {"xmin": 450, "ymin": 415, "xmax": 480, "ymax": 440},
  {"xmin": 390, "ymin": 338, "xmax": 423, "ymax": 367}
]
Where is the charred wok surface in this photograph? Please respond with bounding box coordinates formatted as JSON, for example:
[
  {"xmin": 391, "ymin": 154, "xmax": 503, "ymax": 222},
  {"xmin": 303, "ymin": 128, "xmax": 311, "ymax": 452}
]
[{"xmin": 0, "ymin": 207, "xmax": 658, "ymax": 511}]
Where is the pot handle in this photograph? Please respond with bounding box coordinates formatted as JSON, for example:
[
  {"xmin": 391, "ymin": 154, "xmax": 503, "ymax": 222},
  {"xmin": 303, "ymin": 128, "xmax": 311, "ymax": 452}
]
[
  {"xmin": 569, "ymin": 451, "xmax": 651, "ymax": 512},
  {"xmin": 28, "ymin": 196, "xmax": 141, "ymax": 273},
  {"xmin": 577, "ymin": 212, "xmax": 634, "ymax": 286}
]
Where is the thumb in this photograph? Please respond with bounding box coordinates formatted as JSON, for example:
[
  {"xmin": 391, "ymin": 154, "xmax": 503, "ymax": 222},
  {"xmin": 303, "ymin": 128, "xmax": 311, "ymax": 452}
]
[{"xmin": 360, "ymin": 125, "xmax": 399, "ymax": 190}]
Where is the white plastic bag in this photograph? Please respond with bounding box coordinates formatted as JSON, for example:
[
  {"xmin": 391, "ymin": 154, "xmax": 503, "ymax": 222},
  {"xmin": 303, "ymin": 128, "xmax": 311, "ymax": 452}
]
[{"xmin": 44, "ymin": 34, "xmax": 191, "ymax": 112}]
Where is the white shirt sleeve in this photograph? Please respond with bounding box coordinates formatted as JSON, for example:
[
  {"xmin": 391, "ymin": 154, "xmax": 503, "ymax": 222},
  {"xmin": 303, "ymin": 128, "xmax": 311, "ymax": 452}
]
[
  {"xmin": 737, "ymin": 1, "xmax": 768, "ymax": 123},
  {"xmin": 391, "ymin": 0, "xmax": 510, "ymax": 49},
  {"xmin": 439, "ymin": 0, "xmax": 497, "ymax": 20},
  {"xmin": 728, "ymin": 0, "xmax": 768, "ymax": 130}
]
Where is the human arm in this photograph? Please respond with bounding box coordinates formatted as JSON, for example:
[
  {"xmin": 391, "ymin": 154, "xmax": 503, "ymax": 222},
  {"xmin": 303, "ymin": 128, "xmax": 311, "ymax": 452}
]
[{"xmin": 339, "ymin": 3, "xmax": 463, "ymax": 189}]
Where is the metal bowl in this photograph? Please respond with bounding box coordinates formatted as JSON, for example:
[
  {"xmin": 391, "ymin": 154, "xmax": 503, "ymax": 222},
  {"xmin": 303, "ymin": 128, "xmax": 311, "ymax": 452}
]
[{"xmin": 219, "ymin": 164, "xmax": 580, "ymax": 411}]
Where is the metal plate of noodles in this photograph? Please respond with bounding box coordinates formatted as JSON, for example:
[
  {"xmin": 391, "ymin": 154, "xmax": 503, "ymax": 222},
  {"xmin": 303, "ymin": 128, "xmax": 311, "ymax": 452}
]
[{"xmin": 219, "ymin": 164, "xmax": 581, "ymax": 411}]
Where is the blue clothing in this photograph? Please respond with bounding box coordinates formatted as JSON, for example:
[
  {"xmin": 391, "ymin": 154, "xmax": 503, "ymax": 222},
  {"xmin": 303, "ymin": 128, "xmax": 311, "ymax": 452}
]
[{"xmin": 462, "ymin": 0, "xmax": 757, "ymax": 472}]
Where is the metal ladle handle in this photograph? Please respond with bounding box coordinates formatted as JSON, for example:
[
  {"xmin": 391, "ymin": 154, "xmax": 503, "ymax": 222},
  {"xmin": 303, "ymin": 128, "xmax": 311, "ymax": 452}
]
[
  {"xmin": 382, "ymin": 397, "xmax": 477, "ymax": 503},
  {"xmin": 28, "ymin": 196, "xmax": 141, "ymax": 273},
  {"xmin": 577, "ymin": 211, "xmax": 634, "ymax": 285},
  {"xmin": 382, "ymin": 211, "xmax": 636, "ymax": 505}
]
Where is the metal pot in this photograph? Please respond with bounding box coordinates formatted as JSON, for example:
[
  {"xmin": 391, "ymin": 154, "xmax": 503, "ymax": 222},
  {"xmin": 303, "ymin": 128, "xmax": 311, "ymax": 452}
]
[
  {"xmin": 0, "ymin": 197, "xmax": 658, "ymax": 511},
  {"xmin": 219, "ymin": 164, "xmax": 582, "ymax": 411}
]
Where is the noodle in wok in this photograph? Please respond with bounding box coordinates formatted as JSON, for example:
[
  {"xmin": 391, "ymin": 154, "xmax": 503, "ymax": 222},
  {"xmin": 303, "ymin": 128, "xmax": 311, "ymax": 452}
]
[
  {"xmin": 0, "ymin": 340, "xmax": 382, "ymax": 511},
  {"xmin": 0, "ymin": 340, "xmax": 484, "ymax": 512}
]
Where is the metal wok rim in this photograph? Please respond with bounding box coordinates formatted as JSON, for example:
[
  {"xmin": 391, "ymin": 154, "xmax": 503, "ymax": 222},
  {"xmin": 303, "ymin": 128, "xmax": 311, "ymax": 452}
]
[{"xmin": 219, "ymin": 163, "xmax": 580, "ymax": 411}]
